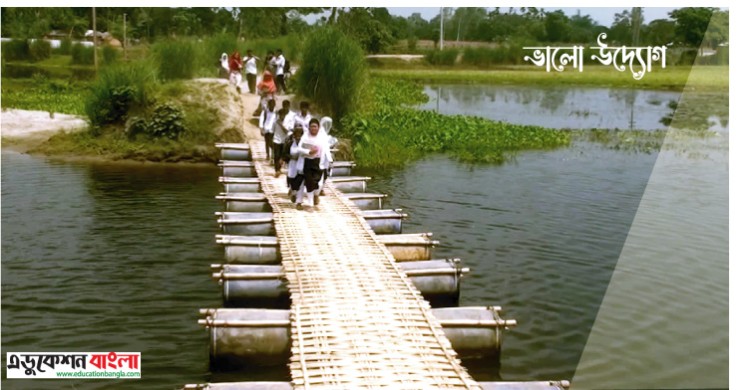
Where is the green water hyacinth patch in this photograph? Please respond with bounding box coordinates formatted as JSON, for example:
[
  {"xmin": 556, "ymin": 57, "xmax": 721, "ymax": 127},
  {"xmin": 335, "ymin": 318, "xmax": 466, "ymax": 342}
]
[{"xmin": 341, "ymin": 78, "xmax": 570, "ymax": 168}]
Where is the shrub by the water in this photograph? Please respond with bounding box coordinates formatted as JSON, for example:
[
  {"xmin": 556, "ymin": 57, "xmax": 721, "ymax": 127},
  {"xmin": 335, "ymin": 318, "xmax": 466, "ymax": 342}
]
[
  {"xmin": 85, "ymin": 61, "xmax": 156, "ymax": 127},
  {"xmin": 2, "ymin": 39, "xmax": 31, "ymax": 61},
  {"xmin": 102, "ymin": 45, "xmax": 119, "ymax": 65},
  {"xmin": 71, "ymin": 43, "xmax": 94, "ymax": 65},
  {"xmin": 147, "ymin": 103, "xmax": 186, "ymax": 139},
  {"xmin": 29, "ymin": 40, "xmax": 52, "ymax": 62},
  {"xmin": 296, "ymin": 27, "xmax": 369, "ymax": 122},
  {"xmin": 424, "ymin": 48, "xmax": 459, "ymax": 66},
  {"xmin": 57, "ymin": 38, "xmax": 73, "ymax": 55},
  {"xmin": 152, "ymin": 39, "xmax": 196, "ymax": 80}
]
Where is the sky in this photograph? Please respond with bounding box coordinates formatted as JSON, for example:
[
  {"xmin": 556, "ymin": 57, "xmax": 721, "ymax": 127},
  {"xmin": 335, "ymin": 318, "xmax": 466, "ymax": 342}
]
[
  {"xmin": 386, "ymin": 7, "xmax": 677, "ymax": 26},
  {"xmin": 304, "ymin": 7, "xmax": 680, "ymax": 27}
]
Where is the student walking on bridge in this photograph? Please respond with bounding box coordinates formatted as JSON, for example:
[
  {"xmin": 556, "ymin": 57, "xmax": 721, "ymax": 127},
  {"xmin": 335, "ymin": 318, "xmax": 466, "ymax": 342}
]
[{"xmin": 293, "ymin": 118, "xmax": 332, "ymax": 210}]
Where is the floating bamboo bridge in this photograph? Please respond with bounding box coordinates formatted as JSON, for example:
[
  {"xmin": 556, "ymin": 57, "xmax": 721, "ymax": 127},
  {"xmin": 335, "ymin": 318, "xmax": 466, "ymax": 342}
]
[{"xmin": 184, "ymin": 138, "xmax": 570, "ymax": 389}]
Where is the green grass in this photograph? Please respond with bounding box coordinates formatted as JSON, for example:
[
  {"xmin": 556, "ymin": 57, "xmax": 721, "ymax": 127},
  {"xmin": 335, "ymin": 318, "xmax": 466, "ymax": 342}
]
[
  {"xmin": 32, "ymin": 130, "xmax": 218, "ymax": 163},
  {"xmin": 32, "ymin": 79, "xmax": 240, "ymax": 163},
  {"xmin": 1, "ymin": 78, "xmax": 89, "ymax": 115},
  {"xmin": 372, "ymin": 65, "xmax": 728, "ymax": 92}
]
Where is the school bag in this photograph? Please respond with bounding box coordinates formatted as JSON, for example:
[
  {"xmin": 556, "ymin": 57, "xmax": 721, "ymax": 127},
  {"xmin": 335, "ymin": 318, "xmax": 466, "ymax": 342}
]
[{"xmin": 283, "ymin": 59, "xmax": 291, "ymax": 74}]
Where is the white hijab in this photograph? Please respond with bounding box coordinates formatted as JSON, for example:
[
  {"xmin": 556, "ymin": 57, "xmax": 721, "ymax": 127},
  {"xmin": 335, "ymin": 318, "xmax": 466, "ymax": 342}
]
[
  {"xmin": 220, "ymin": 53, "xmax": 229, "ymax": 71},
  {"xmin": 320, "ymin": 117, "xmax": 333, "ymax": 137}
]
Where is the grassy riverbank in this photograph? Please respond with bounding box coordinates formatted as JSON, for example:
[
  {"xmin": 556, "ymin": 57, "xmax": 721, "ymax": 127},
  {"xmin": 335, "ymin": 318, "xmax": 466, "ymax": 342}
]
[
  {"xmin": 22, "ymin": 79, "xmax": 245, "ymax": 163},
  {"xmin": 371, "ymin": 65, "xmax": 728, "ymax": 92}
]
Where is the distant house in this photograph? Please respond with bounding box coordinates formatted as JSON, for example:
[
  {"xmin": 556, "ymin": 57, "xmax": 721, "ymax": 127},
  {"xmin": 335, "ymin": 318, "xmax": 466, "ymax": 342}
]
[
  {"xmin": 85, "ymin": 29, "xmax": 112, "ymax": 41},
  {"xmin": 44, "ymin": 30, "xmax": 69, "ymax": 40}
]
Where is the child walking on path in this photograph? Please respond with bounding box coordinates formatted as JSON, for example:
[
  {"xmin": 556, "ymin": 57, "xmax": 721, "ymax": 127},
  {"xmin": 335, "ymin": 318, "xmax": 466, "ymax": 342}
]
[
  {"xmin": 286, "ymin": 126, "xmax": 305, "ymax": 202},
  {"xmin": 293, "ymin": 118, "xmax": 333, "ymax": 210},
  {"xmin": 272, "ymin": 103, "xmax": 290, "ymax": 177},
  {"xmin": 259, "ymin": 99, "xmax": 277, "ymax": 161}
]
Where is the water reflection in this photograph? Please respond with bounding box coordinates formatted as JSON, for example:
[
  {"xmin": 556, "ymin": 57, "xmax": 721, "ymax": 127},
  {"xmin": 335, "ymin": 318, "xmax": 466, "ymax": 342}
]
[{"xmin": 421, "ymin": 85, "xmax": 728, "ymax": 132}]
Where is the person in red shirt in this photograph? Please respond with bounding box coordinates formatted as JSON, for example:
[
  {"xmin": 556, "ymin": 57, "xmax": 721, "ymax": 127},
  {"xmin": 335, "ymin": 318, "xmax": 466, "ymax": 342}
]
[{"xmin": 229, "ymin": 50, "xmax": 243, "ymax": 93}]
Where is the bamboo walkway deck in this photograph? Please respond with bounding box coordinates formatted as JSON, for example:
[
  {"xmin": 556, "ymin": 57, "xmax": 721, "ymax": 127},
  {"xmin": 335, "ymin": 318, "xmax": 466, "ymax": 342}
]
[{"xmin": 247, "ymin": 140, "xmax": 480, "ymax": 389}]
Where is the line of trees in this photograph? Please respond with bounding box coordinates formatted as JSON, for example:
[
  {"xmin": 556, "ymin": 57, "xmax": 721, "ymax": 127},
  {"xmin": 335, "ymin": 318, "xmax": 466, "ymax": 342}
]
[{"xmin": 1, "ymin": 7, "xmax": 728, "ymax": 53}]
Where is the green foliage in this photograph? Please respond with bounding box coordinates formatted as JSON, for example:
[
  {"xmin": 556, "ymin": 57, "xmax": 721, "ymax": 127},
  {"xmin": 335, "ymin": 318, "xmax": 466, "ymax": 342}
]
[
  {"xmin": 71, "ymin": 43, "xmax": 94, "ymax": 65},
  {"xmin": 669, "ymin": 7, "xmax": 717, "ymax": 48},
  {"xmin": 57, "ymin": 38, "xmax": 73, "ymax": 55},
  {"xmin": 460, "ymin": 46, "xmax": 526, "ymax": 67},
  {"xmin": 29, "ymin": 39, "xmax": 52, "ymax": 62},
  {"xmin": 297, "ymin": 26, "xmax": 369, "ymax": 122},
  {"xmin": 0, "ymin": 77, "xmax": 88, "ymax": 115},
  {"xmin": 146, "ymin": 103, "xmax": 186, "ymax": 139},
  {"xmin": 340, "ymin": 78, "xmax": 570, "ymax": 168},
  {"xmin": 152, "ymin": 39, "xmax": 197, "ymax": 80},
  {"xmin": 85, "ymin": 61, "xmax": 156, "ymax": 127},
  {"xmin": 102, "ymin": 46, "xmax": 119, "ymax": 65},
  {"xmin": 424, "ymin": 49, "xmax": 459, "ymax": 66},
  {"xmin": 407, "ymin": 36, "xmax": 418, "ymax": 52},
  {"xmin": 372, "ymin": 66, "xmax": 729, "ymax": 92},
  {"xmin": 336, "ymin": 8, "xmax": 395, "ymax": 53},
  {"xmin": 125, "ymin": 102, "xmax": 186, "ymax": 140},
  {"xmin": 2, "ymin": 39, "xmax": 31, "ymax": 61}
]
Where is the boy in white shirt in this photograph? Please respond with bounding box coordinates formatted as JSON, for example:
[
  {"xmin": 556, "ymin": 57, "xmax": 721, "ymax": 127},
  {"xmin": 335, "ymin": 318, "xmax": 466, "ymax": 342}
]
[
  {"xmin": 243, "ymin": 49, "xmax": 259, "ymax": 94},
  {"xmin": 258, "ymin": 99, "xmax": 277, "ymax": 161}
]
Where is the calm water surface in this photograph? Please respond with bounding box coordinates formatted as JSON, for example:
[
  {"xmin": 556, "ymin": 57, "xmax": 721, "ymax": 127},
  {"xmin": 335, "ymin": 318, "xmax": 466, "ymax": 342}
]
[
  {"xmin": 421, "ymin": 84, "xmax": 730, "ymax": 132},
  {"xmin": 1, "ymin": 85, "xmax": 727, "ymax": 389}
]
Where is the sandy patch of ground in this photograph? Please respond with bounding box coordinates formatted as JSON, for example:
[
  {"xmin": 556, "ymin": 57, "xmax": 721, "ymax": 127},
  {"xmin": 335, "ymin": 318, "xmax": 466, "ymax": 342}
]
[{"xmin": 1, "ymin": 109, "xmax": 87, "ymax": 152}]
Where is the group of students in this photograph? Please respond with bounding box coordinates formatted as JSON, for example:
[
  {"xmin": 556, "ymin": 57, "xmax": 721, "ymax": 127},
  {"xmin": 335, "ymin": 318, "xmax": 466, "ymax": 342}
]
[
  {"xmin": 219, "ymin": 49, "xmax": 288, "ymax": 95},
  {"xmin": 259, "ymin": 99, "xmax": 334, "ymax": 210}
]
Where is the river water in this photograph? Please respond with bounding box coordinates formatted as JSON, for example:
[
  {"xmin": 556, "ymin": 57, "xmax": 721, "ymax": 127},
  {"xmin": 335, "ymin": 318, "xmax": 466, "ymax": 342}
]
[{"xmin": 1, "ymin": 85, "xmax": 728, "ymax": 389}]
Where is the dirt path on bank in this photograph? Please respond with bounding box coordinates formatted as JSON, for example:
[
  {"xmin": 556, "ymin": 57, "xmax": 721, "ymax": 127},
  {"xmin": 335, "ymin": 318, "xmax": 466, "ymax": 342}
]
[{"xmin": 1, "ymin": 109, "xmax": 87, "ymax": 152}]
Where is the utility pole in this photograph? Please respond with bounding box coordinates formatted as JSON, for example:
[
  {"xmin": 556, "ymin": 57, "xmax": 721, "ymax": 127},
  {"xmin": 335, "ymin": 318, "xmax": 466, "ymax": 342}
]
[
  {"xmin": 123, "ymin": 13, "xmax": 128, "ymax": 60},
  {"xmin": 92, "ymin": 7, "xmax": 98, "ymax": 72},
  {"xmin": 439, "ymin": 7, "xmax": 444, "ymax": 51}
]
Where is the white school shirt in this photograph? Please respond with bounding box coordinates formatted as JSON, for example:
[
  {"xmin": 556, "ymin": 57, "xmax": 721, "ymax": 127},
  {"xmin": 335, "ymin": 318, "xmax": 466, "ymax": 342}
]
[
  {"xmin": 274, "ymin": 55, "xmax": 285, "ymax": 76},
  {"xmin": 294, "ymin": 132, "xmax": 333, "ymax": 173},
  {"xmin": 272, "ymin": 114, "xmax": 288, "ymax": 144},
  {"xmin": 243, "ymin": 56, "xmax": 257, "ymax": 75},
  {"xmin": 259, "ymin": 109, "xmax": 276, "ymax": 135},
  {"xmin": 282, "ymin": 111, "xmax": 296, "ymax": 133},
  {"xmin": 294, "ymin": 112, "xmax": 312, "ymax": 133},
  {"xmin": 287, "ymin": 139, "xmax": 303, "ymax": 178}
]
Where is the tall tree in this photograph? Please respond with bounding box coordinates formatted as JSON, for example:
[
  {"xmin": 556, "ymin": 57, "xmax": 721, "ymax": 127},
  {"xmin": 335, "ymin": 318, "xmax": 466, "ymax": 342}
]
[{"xmin": 669, "ymin": 7, "xmax": 717, "ymax": 48}]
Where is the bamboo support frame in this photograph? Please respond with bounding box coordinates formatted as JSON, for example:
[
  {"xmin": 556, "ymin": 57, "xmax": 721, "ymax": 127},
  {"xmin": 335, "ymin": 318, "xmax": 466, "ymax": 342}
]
[{"xmin": 215, "ymin": 140, "xmax": 482, "ymax": 389}]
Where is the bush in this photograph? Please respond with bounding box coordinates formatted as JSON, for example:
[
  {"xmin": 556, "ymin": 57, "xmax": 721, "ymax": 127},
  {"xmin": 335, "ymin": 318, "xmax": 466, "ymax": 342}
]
[
  {"xmin": 147, "ymin": 103, "xmax": 186, "ymax": 139},
  {"xmin": 152, "ymin": 39, "xmax": 196, "ymax": 80},
  {"xmin": 296, "ymin": 27, "xmax": 369, "ymax": 122},
  {"xmin": 424, "ymin": 48, "xmax": 459, "ymax": 66},
  {"xmin": 29, "ymin": 39, "xmax": 52, "ymax": 62},
  {"xmin": 71, "ymin": 43, "xmax": 94, "ymax": 65},
  {"xmin": 407, "ymin": 36, "xmax": 418, "ymax": 52},
  {"xmin": 85, "ymin": 61, "xmax": 156, "ymax": 127},
  {"xmin": 102, "ymin": 45, "xmax": 119, "ymax": 65},
  {"xmin": 58, "ymin": 38, "xmax": 73, "ymax": 55},
  {"xmin": 2, "ymin": 39, "xmax": 31, "ymax": 61},
  {"xmin": 462, "ymin": 47, "xmax": 498, "ymax": 67}
]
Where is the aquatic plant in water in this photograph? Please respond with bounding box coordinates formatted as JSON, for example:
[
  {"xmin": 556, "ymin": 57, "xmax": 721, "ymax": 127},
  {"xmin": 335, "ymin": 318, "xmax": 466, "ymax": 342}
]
[{"xmin": 341, "ymin": 78, "xmax": 570, "ymax": 168}]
